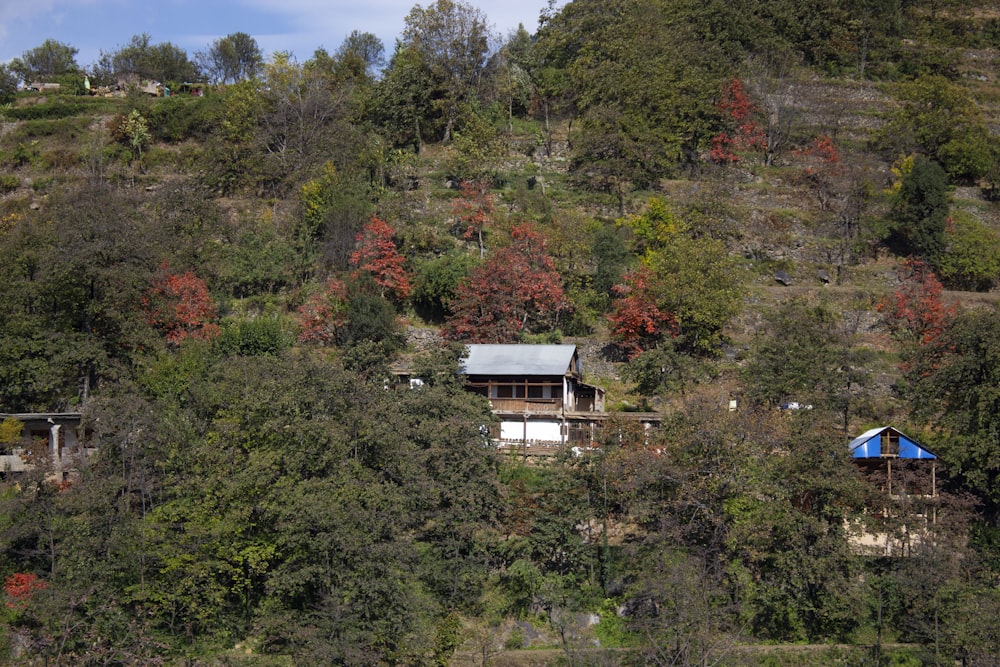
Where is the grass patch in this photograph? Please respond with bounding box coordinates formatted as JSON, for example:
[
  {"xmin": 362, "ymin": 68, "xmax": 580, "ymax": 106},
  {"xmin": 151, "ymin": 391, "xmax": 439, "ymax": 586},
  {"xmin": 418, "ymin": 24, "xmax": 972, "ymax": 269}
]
[{"xmin": 8, "ymin": 117, "xmax": 89, "ymax": 141}]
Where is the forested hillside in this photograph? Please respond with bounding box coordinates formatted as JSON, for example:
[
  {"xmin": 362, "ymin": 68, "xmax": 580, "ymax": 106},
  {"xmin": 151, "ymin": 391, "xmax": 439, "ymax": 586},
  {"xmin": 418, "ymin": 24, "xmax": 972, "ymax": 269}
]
[{"xmin": 1, "ymin": 0, "xmax": 1000, "ymax": 664}]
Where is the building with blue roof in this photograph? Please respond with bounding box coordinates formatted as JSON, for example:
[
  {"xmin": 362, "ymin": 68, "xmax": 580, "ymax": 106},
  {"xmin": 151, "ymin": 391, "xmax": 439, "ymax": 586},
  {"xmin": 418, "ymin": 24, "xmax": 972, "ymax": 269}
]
[{"xmin": 847, "ymin": 426, "xmax": 939, "ymax": 556}]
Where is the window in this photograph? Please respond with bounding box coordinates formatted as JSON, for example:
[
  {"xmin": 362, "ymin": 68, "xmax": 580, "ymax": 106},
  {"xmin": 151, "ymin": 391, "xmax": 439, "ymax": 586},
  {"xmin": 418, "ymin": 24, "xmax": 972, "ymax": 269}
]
[{"xmin": 493, "ymin": 384, "xmax": 525, "ymax": 398}]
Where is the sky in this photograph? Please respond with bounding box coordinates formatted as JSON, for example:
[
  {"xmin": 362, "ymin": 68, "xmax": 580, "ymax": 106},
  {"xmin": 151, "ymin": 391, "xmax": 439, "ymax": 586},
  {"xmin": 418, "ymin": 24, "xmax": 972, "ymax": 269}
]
[{"xmin": 0, "ymin": 0, "xmax": 562, "ymax": 69}]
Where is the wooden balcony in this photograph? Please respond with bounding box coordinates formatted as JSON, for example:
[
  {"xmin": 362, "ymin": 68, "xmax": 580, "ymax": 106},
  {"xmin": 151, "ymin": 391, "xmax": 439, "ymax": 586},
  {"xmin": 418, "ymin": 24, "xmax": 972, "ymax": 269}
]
[{"xmin": 488, "ymin": 397, "xmax": 562, "ymax": 413}]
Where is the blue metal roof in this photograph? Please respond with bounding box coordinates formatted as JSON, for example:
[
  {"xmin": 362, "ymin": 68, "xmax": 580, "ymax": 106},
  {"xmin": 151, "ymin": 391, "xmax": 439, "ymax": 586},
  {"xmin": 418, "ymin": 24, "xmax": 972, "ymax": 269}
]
[{"xmin": 849, "ymin": 426, "xmax": 936, "ymax": 459}]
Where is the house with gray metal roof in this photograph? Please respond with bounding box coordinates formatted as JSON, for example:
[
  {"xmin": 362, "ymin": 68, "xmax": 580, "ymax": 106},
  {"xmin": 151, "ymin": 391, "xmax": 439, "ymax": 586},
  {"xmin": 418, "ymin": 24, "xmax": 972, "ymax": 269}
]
[{"xmin": 461, "ymin": 344, "xmax": 606, "ymax": 447}]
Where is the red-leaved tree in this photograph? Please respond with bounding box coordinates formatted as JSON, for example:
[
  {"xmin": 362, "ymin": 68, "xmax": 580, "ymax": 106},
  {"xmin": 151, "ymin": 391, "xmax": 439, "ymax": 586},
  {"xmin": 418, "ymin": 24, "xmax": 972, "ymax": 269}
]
[
  {"xmin": 349, "ymin": 216, "xmax": 411, "ymax": 299},
  {"xmin": 607, "ymin": 267, "xmax": 679, "ymax": 358},
  {"xmin": 445, "ymin": 224, "xmax": 569, "ymax": 342},
  {"xmin": 143, "ymin": 264, "xmax": 220, "ymax": 344},
  {"xmin": 877, "ymin": 258, "xmax": 955, "ymax": 346},
  {"xmin": 4, "ymin": 572, "xmax": 46, "ymax": 609},
  {"xmin": 453, "ymin": 179, "xmax": 495, "ymax": 258},
  {"xmin": 710, "ymin": 78, "xmax": 767, "ymax": 164},
  {"xmin": 295, "ymin": 278, "xmax": 348, "ymax": 344}
]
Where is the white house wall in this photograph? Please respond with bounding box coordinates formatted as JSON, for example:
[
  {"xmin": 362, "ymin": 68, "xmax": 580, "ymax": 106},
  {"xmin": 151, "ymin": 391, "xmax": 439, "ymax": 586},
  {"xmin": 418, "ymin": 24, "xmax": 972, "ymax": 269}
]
[{"xmin": 499, "ymin": 419, "xmax": 564, "ymax": 444}]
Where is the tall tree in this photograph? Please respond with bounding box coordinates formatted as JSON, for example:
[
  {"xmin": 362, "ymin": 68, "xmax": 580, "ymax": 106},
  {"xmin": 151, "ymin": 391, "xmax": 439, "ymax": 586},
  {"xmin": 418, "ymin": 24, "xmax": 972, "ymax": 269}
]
[
  {"xmin": 905, "ymin": 306, "xmax": 1000, "ymax": 518},
  {"xmin": 536, "ymin": 0, "xmax": 727, "ymax": 194},
  {"xmin": 888, "ymin": 156, "xmax": 950, "ymax": 269},
  {"xmin": 395, "ymin": 0, "xmax": 493, "ymax": 143},
  {"xmin": 336, "ymin": 30, "xmax": 386, "ymax": 79},
  {"xmin": 371, "ymin": 44, "xmax": 436, "ymax": 150},
  {"xmin": 0, "ymin": 64, "xmax": 17, "ymax": 104},
  {"xmin": 197, "ymin": 32, "xmax": 263, "ymax": 84},
  {"xmin": 619, "ymin": 199, "xmax": 745, "ymax": 355},
  {"xmin": 742, "ymin": 297, "xmax": 875, "ymax": 433},
  {"xmin": 259, "ymin": 52, "xmax": 365, "ymax": 190}
]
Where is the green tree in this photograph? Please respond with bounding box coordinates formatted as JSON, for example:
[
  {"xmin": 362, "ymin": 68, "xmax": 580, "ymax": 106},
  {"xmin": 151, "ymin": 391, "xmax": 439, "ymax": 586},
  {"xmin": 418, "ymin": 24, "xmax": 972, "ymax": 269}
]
[
  {"xmin": 93, "ymin": 33, "xmax": 200, "ymax": 86},
  {"xmin": 197, "ymin": 32, "xmax": 263, "ymax": 84},
  {"xmin": 202, "ymin": 79, "xmax": 267, "ymax": 193},
  {"xmin": 487, "ymin": 25, "xmax": 535, "ymax": 132},
  {"xmin": 878, "ymin": 76, "xmax": 992, "ymax": 183},
  {"xmin": 371, "ymin": 45, "xmax": 436, "ymax": 150},
  {"xmin": 336, "ymin": 30, "xmax": 386, "ymax": 79},
  {"xmin": 723, "ymin": 416, "xmax": 869, "ymax": 641},
  {"xmin": 536, "ymin": 0, "xmax": 731, "ymax": 197},
  {"xmin": 623, "ymin": 340, "xmax": 699, "ymax": 397},
  {"xmin": 590, "ymin": 223, "xmax": 630, "ymax": 307},
  {"xmin": 0, "ymin": 64, "xmax": 17, "ymax": 105},
  {"xmin": 339, "ymin": 286, "xmax": 405, "ymax": 354},
  {"xmin": 905, "ymin": 306, "xmax": 1000, "ymax": 518},
  {"xmin": 9, "ymin": 39, "xmax": 79, "ymax": 83},
  {"xmin": 742, "ymin": 297, "xmax": 875, "ymax": 431},
  {"xmin": 0, "ymin": 187, "xmax": 163, "ymax": 409},
  {"xmin": 395, "ymin": 0, "xmax": 492, "ymax": 143},
  {"xmin": 620, "ymin": 199, "xmax": 745, "ymax": 355},
  {"xmin": 888, "ymin": 155, "xmax": 950, "ymax": 268},
  {"xmin": 412, "ymin": 252, "xmax": 474, "ymax": 321}
]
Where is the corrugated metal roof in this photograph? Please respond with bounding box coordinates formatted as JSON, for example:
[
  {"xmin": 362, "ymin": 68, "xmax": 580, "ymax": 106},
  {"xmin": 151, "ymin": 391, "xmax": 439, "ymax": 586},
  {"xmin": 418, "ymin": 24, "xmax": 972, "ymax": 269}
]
[
  {"xmin": 849, "ymin": 426, "xmax": 936, "ymax": 459},
  {"xmin": 848, "ymin": 426, "xmax": 885, "ymax": 453},
  {"xmin": 462, "ymin": 344, "xmax": 578, "ymax": 376}
]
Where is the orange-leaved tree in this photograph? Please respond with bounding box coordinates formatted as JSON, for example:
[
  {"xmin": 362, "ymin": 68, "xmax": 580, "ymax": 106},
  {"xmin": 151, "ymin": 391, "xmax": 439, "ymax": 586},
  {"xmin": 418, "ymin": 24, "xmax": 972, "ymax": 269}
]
[
  {"xmin": 349, "ymin": 216, "xmax": 411, "ymax": 299},
  {"xmin": 445, "ymin": 224, "xmax": 568, "ymax": 342},
  {"xmin": 877, "ymin": 258, "xmax": 955, "ymax": 346},
  {"xmin": 607, "ymin": 267, "xmax": 679, "ymax": 358},
  {"xmin": 295, "ymin": 278, "xmax": 348, "ymax": 344},
  {"xmin": 453, "ymin": 179, "xmax": 495, "ymax": 258},
  {"xmin": 295, "ymin": 278, "xmax": 347, "ymax": 345},
  {"xmin": 143, "ymin": 263, "xmax": 220, "ymax": 344}
]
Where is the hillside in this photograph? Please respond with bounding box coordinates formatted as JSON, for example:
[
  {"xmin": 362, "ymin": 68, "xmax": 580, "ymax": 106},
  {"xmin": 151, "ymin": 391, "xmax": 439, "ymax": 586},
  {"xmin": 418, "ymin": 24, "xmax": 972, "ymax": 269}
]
[{"xmin": 2, "ymin": 0, "xmax": 1000, "ymax": 665}]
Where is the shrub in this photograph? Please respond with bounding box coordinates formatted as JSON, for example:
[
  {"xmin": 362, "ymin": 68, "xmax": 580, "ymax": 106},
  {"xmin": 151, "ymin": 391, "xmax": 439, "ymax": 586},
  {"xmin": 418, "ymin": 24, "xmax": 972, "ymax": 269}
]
[
  {"xmin": 5, "ymin": 100, "xmax": 85, "ymax": 120},
  {"xmin": 145, "ymin": 96, "xmax": 213, "ymax": 142},
  {"xmin": 216, "ymin": 318, "xmax": 293, "ymax": 356},
  {"xmin": 939, "ymin": 211, "xmax": 1000, "ymax": 291},
  {"xmin": 0, "ymin": 174, "xmax": 19, "ymax": 194}
]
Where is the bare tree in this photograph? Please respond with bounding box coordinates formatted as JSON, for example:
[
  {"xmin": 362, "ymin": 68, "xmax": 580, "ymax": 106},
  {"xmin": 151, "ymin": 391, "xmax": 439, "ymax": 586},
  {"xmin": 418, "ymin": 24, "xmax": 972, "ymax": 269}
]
[{"xmin": 744, "ymin": 53, "xmax": 800, "ymax": 166}]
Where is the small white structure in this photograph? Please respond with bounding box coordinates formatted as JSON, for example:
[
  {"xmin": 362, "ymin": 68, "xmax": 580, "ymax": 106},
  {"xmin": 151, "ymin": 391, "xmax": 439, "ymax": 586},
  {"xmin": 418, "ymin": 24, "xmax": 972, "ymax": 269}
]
[{"xmin": 0, "ymin": 412, "xmax": 87, "ymax": 478}]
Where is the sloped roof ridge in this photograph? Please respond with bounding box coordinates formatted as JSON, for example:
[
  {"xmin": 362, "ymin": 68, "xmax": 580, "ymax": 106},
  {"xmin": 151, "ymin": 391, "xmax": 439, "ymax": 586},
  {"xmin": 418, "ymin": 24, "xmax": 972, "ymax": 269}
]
[{"xmin": 849, "ymin": 426, "xmax": 888, "ymax": 451}]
